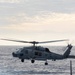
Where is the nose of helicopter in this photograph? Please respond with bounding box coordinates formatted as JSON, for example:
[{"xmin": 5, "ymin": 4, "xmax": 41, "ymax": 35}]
[{"xmin": 12, "ymin": 52, "xmax": 18, "ymax": 57}]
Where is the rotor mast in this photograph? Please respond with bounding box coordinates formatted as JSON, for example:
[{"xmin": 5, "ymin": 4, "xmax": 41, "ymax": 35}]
[{"xmin": 30, "ymin": 41, "xmax": 38, "ymax": 46}]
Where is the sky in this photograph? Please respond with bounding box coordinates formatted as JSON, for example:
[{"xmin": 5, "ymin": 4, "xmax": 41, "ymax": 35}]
[{"xmin": 0, "ymin": 0, "xmax": 75, "ymax": 45}]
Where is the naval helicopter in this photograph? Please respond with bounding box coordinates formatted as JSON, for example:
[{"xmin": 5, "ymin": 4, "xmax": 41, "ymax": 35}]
[{"xmin": 1, "ymin": 39, "xmax": 75, "ymax": 65}]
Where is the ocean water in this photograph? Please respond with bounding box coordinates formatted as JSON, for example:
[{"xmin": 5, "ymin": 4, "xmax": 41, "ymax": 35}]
[{"xmin": 0, "ymin": 46, "xmax": 75, "ymax": 75}]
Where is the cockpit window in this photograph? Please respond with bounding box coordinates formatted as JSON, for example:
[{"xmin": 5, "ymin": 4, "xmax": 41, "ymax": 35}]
[{"xmin": 16, "ymin": 49, "xmax": 22, "ymax": 53}]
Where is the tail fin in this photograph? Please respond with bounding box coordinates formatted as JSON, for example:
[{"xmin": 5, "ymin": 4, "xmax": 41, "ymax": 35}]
[{"xmin": 63, "ymin": 44, "xmax": 73, "ymax": 58}]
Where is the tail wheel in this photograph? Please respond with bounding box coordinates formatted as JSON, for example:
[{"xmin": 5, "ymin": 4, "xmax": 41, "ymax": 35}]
[
  {"xmin": 31, "ymin": 59, "xmax": 35, "ymax": 63},
  {"xmin": 45, "ymin": 60, "xmax": 48, "ymax": 65},
  {"xmin": 21, "ymin": 59, "xmax": 24, "ymax": 62}
]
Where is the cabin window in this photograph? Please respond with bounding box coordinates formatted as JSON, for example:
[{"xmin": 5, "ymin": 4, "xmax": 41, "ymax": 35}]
[
  {"xmin": 35, "ymin": 52, "xmax": 38, "ymax": 55},
  {"xmin": 35, "ymin": 52, "xmax": 42, "ymax": 56}
]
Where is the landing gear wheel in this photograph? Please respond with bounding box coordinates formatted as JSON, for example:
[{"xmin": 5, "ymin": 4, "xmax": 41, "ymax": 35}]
[
  {"xmin": 21, "ymin": 59, "xmax": 24, "ymax": 62},
  {"xmin": 31, "ymin": 59, "xmax": 35, "ymax": 63},
  {"xmin": 45, "ymin": 60, "xmax": 48, "ymax": 65},
  {"xmin": 45, "ymin": 62, "xmax": 48, "ymax": 65}
]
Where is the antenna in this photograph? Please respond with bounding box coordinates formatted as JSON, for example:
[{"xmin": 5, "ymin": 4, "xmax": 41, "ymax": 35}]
[{"xmin": 70, "ymin": 60, "xmax": 72, "ymax": 75}]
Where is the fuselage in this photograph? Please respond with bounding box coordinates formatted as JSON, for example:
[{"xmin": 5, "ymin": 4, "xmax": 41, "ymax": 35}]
[{"xmin": 12, "ymin": 46, "xmax": 65, "ymax": 61}]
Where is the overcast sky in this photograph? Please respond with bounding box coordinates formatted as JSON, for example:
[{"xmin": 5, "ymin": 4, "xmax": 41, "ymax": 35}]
[{"xmin": 0, "ymin": 0, "xmax": 75, "ymax": 45}]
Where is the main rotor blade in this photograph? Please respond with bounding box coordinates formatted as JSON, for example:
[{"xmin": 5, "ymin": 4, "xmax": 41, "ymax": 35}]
[
  {"xmin": 1, "ymin": 39, "xmax": 68, "ymax": 44},
  {"xmin": 38, "ymin": 39, "xmax": 69, "ymax": 44},
  {"xmin": 1, "ymin": 39, "xmax": 29, "ymax": 43}
]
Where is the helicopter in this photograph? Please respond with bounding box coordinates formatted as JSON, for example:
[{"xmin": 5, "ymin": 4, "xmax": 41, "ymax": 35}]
[{"xmin": 1, "ymin": 39, "xmax": 75, "ymax": 65}]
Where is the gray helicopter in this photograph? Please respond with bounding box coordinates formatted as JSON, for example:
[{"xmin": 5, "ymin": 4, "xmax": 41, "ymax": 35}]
[{"xmin": 1, "ymin": 39, "xmax": 75, "ymax": 65}]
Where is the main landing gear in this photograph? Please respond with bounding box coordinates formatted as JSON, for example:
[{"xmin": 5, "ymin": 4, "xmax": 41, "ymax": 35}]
[
  {"xmin": 21, "ymin": 59, "xmax": 24, "ymax": 62},
  {"xmin": 31, "ymin": 59, "xmax": 48, "ymax": 65},
  {"xmin": 31, "ymin": 59, "xmax": 35, "ymax": 63},
  {"xmin": 21, "ymin": 59, "xmax": 48, "ymax": 65}
]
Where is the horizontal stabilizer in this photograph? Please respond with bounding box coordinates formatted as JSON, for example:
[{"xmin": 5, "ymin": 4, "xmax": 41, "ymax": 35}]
[{"xmin": 68, "ymin": 55, "xmax": 75, "ymax": 58}]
